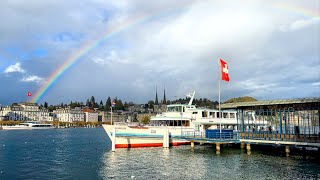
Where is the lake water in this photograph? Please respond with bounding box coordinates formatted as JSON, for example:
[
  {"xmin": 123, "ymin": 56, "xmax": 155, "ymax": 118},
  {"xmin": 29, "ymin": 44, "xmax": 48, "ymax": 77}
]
[{"xmin": 0, "ymin": 128, "xmax": 319, "ymax": 179}]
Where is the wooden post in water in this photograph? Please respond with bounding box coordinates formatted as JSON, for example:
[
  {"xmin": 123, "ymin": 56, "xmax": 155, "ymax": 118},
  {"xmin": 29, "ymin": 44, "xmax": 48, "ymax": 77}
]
[
  {"xmin": 246, "ymin": 143, "xmax": 251, "ymax": 155},
  {"xmin": 240, "ymin": 142, "xmax": 245, "ymax": 149},
  {"xmin": 285, "ymin": 146, "xmax": 290, "ymax": 157},
  {"xmin": 112, "ymin": 126, "xmax": 116, "ymax": 152},
  {"xmin": 246, "ymin": 143, "xmax": 251, "ymax": 150},
  {"xmin": 216, "ymin": 143, "xmax": 220, "ymax": 154},
  {"xmin": 191, "ymin": 141, "xmax": 195, "ymax": 148}
]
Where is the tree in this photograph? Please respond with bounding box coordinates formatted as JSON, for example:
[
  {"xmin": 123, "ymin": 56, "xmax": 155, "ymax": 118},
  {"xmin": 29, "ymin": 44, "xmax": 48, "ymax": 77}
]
[
  {"xmin": 124, "ymin": 102, "xmax": 129, "ymax": 111},
  {"xmin": 86, "ymin": 99, "xmax": 91, "ymax": 107},
  {"xmin": 99, "ymin": 100, "xmax": 104, "ymax": 110},
  {"xmin": 44, "ymin": 102, "xmax": 48, "ymax": 109},
  {"xmin": 141, "ymin": 115, "xmax": 151, "ymax": 124},
  {"xmin": 224, "ymin": 96, "xmax": 257, "ymax": 103},
  {"xmin": 115, "ymin": 99, "xmax": 124, "ymax": 110},
  {"xmin": 105, "ymin": 97, "xmax": 111, "ymax": 111},
  {"xmin": 148, "ymin": 100, "xmax": 154, "ymax": 109},
  {"xmin": 90, "ymin": 96, "xmax": 97, "ymax": 108},
  {"xmin": 48, "ymin": 105, "xmax": 56, "ymax": 112}
]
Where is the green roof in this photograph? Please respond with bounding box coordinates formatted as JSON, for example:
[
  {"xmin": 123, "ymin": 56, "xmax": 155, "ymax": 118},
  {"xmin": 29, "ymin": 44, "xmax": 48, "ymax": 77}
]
[{"xmin": 220, "ymin": 97, "xmax": 320, "ymax": 109}]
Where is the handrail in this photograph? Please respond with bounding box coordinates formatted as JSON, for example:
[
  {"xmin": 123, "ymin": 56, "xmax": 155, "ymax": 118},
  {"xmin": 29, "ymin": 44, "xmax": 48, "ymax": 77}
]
[{"xmin": 181, "ymin": 130, "xmax": 238, "ymax": 141}]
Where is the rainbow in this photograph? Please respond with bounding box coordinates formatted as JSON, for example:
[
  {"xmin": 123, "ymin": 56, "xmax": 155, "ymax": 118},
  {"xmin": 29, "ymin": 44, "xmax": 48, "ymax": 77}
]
[
  {"xmin": 31, "ymin": 4, "xmax": 190, "ymax": 103},
  {"xmin": 32, "ymin": 2, "xmax": 319, "ymax": 103}
]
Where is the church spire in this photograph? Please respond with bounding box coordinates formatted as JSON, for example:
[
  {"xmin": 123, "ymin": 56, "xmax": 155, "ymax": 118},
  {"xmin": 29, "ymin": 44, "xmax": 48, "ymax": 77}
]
[
  {"xmin": 155, "ymin": 86, "xmax": 159, "ymax": 105},
  {"xmin": 163, "ymin": 89, "xmax": 166, "ymax": 105}
]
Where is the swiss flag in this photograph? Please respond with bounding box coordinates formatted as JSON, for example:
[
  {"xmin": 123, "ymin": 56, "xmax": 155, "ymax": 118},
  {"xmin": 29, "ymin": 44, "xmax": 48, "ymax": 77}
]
[
  {"xmin": 220, "ymin": 59, "xmax": 230, "ymax": 82},
  {"xmin": 27, "ymin": 92, "xmax": 32, "ymax": 97},
  {"xmin": 111, "ymin": 101, "xmax": 116, "ymax": 107}
]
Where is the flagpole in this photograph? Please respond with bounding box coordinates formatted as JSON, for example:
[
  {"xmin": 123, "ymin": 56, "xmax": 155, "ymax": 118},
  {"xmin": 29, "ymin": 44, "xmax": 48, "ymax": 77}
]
[
  {"xmin": 218, "ymin": 60, "xmax": 222, "ymax": 135},
  {"xmin": 110, "ymin": 99, "xmax": 113, "ymax": 125}
]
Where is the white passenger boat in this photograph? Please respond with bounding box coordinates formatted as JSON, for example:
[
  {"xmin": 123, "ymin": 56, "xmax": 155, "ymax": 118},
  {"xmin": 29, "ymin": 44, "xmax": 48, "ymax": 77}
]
[
  {"xmin": 0, "ymin": 121, "xmax": 55, "ymax": 130},
  {"xmin": 102, "ymin": 91, "xmax": 243, "ymax": 148}
]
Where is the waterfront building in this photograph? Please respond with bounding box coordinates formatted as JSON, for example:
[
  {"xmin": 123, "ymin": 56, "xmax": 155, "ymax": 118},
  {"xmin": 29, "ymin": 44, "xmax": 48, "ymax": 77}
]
[
  {"xmin": 0, "ymin": 103, "xmax": 50, "ymax": 121},
  {"xmin": 82, "ymin": 108, "xmax": 99, "ymax": 122},
  {"xmin": 102, "ymin": 111, "xmax": 131, "ymax": 123},
  {"xmin": 53, "ymin": 107, "xmax": 85, "ymax": 122}
]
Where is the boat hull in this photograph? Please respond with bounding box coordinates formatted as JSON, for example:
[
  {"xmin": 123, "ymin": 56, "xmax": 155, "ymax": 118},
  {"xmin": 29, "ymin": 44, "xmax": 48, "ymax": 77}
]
[
  {"xmin": 102, "ymin": 125, "xmax": 191, "ymax": 148},
  {"xmin": 1, "ymin": 126, "xmax": 55, "ymax": 130}
]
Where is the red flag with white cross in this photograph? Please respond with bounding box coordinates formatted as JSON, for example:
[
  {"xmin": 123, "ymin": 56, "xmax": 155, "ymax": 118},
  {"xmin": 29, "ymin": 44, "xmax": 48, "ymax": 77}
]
[{"xmin": 220, "ymin": 59, "xmax": 230, "ymax": 82}]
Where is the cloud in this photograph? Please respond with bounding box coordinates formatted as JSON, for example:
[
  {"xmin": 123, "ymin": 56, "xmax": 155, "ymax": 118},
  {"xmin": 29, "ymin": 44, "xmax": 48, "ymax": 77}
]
[
  {"xmin": 4, "ymin": 62, "xmax": 25, "ymax": 74},
  {"xmin": 21, "ymin": 75, "xmax": 44, "ymax": 83},
  {"xmin": 0, "ymin": 0, "xmax": 319, "ymax": 105},
  {"xmin": 280, "ymin": 17, "xmax": 320, "ymax": 32}
]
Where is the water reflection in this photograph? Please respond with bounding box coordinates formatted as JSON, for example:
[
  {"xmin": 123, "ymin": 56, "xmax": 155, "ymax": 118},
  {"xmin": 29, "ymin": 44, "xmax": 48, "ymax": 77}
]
[{"xmin": 99, "ymin": 145, "xmax": 320, "ymax": 180}]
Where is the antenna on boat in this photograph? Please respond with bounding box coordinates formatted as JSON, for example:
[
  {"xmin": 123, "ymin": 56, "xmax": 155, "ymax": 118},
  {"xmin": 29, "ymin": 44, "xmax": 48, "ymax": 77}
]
[{"xmin": 186, "ymin": 91, "xmax": 195, "ymax": 105}]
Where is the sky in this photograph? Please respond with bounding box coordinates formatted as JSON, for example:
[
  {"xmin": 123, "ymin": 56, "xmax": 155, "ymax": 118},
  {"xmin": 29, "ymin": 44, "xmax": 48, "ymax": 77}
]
[{"xmin": 0, "ymin": 0, "xmax": 319, "ymax": 105}]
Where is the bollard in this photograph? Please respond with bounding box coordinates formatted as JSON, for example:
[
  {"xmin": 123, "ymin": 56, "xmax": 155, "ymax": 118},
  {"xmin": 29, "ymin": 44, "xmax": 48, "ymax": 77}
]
[
  {"xmin": 191, "ymin": 141, "xmax": 195, "ymax": 148},
  {"xmin": 246, "ymin": 143, "xmax": 251, "ymax": 151},
  {"xmin": 112, "ymin": 126, "xmax": 116, "ymax": 152},
  {"xmin": 216, "ymin": 143, "xmax": 221, "ymax": 152},
  {"xmin": 163, "ymin": 128, "xmax": 169, "ymax": 148},
  {"xmin": 240, "ymin": 142, "xmax": 245, "ymax": 149},
  {"xmin": 285, "ymin": 146, "xmax": 290, "ymax": 157}
]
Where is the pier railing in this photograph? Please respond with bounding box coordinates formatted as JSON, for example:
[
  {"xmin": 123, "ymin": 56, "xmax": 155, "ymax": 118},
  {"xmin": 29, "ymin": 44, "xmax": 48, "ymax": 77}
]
[
  {"xmin": 181, "ymin": 130, "xmax": 239, "ymax": 142},
  {"xmin": 240, "ymin": 131, "xmax": 320, "ymax": 143}
]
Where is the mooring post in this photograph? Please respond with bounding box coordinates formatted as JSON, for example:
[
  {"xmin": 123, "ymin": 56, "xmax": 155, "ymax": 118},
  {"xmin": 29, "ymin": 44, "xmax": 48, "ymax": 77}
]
[
  {"xmin": 246, "ymin": 143, "xmax": 251, "ymax": 155},
  {"xmin": 216, "ymin": 143, "xmax": 221, "ymax": 152},
  {"xmin": 246, "ymin": 143, "xmax": 251, "ymax": 150},
  {"xmin": 163, "ymin": 128, "xmax": 169, "ymax": 148},
  {"xmin": 191, "ymin": 141, "xmax": 195, "ymax": 148},
  {"xmin": 216, "ymin": 143, "xmax": 221, "ymax": 155},
  {"xmin": 285, "ymin": 146, "xmax": 290, "ymax": 157},
  {"xmin": 112, "ymin": 126, "xmax": 116, "ymax": 152},
  {"xmin": 240, "ymin": 142, "xmax": 245, "ymax": 149}
]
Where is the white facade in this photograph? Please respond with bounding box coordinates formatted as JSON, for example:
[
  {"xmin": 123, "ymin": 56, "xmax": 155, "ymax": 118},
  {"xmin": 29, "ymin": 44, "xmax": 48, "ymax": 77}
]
[
  {"xmin": 84, "ymin": 112, "xmax": 99, "ymax": 122},
  {"xmin": 0, "ymin": 103, "xmax": 50, "ymax": 121},
  {"xmin": 53, "ymin": 108, "xmax": 85, "ymax": 122}
]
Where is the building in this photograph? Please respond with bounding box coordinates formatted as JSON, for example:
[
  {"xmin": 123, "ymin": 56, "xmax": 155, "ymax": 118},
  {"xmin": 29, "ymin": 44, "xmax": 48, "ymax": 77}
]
[
  {"xmin": 0, "ymin": 103, "xmax": 51, "ymax": 121},
  {"xmin": 154, "ymin": 88, "xmax": 167, "ymax": 113},
  {"xmin": 82, "ymin": 108, "xmax": 99, "ymax": 122},
  {"xmin": 53, "ymin": 107, "xmax": 85, "ymax": 122}
]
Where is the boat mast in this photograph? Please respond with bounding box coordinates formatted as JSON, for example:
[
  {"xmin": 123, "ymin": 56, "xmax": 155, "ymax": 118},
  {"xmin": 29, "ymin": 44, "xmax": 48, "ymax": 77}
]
[
  {"xmin": 219, "ymin": 60, "xmax": 222, "ymax": 134},
  {"xmin": 187, "ymin": 91, "xmax": 195, "ymax": 105}
]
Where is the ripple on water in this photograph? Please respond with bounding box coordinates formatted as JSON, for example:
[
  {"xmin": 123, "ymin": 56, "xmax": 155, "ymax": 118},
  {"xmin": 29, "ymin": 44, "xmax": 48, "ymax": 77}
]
[{"xmin": 1, "ymin": 129, "xmax": 319, "ymax": 179}]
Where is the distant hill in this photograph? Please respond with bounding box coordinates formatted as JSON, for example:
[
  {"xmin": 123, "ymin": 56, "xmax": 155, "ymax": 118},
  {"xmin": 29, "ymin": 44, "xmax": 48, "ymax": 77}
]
[{"xmin": 224, "ymin": 96, "xmax": 257, "ymax": 103}]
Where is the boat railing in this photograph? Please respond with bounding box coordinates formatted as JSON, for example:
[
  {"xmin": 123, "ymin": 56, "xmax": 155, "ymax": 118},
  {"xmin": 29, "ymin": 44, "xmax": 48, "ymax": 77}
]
[{"xmin": 114, "ymin": 122, "xmax": 140, "ymax": 126}]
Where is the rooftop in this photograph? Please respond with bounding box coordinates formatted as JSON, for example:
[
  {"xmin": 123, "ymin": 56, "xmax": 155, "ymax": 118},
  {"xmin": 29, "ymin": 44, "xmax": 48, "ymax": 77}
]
[{"xmin": 220, "ymin": 97, "xmax": 320, "ymax": 109}]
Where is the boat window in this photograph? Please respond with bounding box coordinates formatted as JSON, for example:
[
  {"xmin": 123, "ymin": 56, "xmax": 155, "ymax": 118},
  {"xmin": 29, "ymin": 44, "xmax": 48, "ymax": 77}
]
[
  {"xmin": 230, "ymin": 113, "xmax": 235, "ymax": 118},
  {"xmin": 192, "ymin": 112, "xmax": 198, "ymax": 114},
  {"xmin": 217, "ymin": 112, "xmax": 220, "ymax": 118},
  {"xmin": 209, "ymin": 112, "xmax": 215, "ymax": 118},
  {"xmin": 195, "ymin": 125, "xmax": 200, "ymax": 131},
  {"xmin": 202, "ymin": 111, "xmax": 208, "ymax": 118},
  {"xmin": 167, "ymin": 106, "xmax": 182, "ymax": 112},
  {"xmin": 223, "ymin": 112, "xmax": 228, "ymax": 118}
]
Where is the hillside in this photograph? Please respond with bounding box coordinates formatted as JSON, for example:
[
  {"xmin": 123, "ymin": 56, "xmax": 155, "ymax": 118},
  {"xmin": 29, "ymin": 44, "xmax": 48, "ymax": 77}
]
[{"xmin": 224, "ymin": 96, "xmax": 257, "ymax": 103}]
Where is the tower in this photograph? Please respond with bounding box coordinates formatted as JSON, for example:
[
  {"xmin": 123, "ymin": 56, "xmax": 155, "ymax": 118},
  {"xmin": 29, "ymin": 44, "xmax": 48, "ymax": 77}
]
[
  {"xmin": 163, "ymin": 89, "xmax": 167, "ymax": 105},
  {"xmin": 154, "ymin": 86, "xmax": 159, "ymax": 113},
  {"xmin": 155, "ymin": 87, "xmax": 159, "ymax": 105},
  {"xmin": 162, "ymin": 89, "xmax": 167, "ymax": 112}
]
